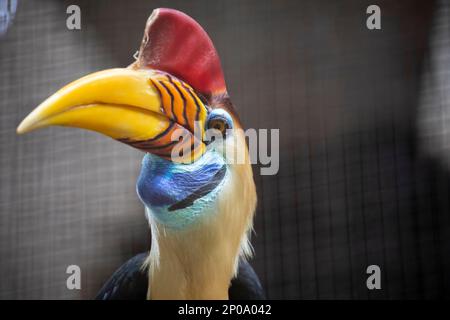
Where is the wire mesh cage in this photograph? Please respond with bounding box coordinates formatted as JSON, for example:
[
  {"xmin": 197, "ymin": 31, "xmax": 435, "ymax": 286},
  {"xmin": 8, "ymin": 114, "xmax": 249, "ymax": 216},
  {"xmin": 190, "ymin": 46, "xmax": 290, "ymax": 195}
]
[{"xmin": 0, "ymin": 0, "xmax": 449, "ymax": 299}]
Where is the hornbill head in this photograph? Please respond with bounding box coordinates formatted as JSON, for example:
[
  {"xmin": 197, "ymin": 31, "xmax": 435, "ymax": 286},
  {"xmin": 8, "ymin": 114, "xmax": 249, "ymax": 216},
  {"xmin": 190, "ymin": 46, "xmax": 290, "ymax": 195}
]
[{"xmin": 17, "ymin": 9, "xmax": 257, "ymax": 299}]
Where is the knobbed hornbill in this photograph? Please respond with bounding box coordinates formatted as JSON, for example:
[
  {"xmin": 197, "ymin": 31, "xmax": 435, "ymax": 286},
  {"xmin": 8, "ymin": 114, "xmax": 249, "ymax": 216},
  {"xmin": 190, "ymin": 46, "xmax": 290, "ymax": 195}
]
[{"xmin": 17, "ymin": 8, "xmax": 264, "ymax": 300}]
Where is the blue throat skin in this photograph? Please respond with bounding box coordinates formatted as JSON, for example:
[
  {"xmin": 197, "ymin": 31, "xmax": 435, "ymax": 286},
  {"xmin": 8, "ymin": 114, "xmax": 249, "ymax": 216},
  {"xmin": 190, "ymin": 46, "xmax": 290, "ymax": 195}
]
[{"xmin": 137, "ymin": 151, "xmax": 229, "ymax": 230}]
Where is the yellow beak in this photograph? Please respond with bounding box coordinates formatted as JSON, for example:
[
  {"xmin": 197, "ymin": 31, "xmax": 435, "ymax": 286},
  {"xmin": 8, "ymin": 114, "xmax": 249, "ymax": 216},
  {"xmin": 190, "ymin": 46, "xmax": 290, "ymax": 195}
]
[{"xmin": 17, "ymin": 68, "xmax": 208, "ymax": 162}]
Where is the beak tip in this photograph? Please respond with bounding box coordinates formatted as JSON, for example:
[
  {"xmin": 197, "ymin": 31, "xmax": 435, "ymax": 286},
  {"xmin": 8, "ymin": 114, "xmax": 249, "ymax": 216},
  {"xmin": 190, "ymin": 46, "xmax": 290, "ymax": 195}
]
[
  {"xmin": 16, "ymin": 124, "xmax": 25, "ymax": 135},
  {"xmin": 16, "ymin": 119, "xmax": 32, "ymax": 135}
]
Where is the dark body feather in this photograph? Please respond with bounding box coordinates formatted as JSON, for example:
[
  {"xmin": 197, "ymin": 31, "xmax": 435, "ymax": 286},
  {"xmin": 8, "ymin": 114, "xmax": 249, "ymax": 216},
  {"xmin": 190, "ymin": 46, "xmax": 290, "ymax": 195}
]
[{"xmin": 95, "ymin": 253, "xmax": 265, "ymax": 300}]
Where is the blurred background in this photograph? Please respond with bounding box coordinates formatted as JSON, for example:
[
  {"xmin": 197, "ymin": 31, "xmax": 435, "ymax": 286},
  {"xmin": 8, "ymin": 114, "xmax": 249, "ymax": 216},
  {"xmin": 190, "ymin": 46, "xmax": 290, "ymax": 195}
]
[{"xmin": 1, "ymin": 0, "xmax": 449, "ymax": 299}]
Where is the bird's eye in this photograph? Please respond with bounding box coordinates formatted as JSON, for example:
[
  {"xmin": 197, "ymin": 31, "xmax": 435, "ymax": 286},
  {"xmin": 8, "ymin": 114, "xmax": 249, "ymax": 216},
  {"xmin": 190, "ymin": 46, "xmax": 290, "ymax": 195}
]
[
  {"xmin": 209, "ymin": 118, "xmax": 228, "ymax": 133},
  {"xmin": 206, "ymin": 109, "xmax": 233, "ymax": 139}
]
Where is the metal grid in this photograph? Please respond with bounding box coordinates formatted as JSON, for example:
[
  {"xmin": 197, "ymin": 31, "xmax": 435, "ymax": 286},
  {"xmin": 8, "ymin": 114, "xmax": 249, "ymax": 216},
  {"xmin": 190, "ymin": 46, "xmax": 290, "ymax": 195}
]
[{"xmin": 1, "ymin": 0, "xmax": 448, "ymax": 299}]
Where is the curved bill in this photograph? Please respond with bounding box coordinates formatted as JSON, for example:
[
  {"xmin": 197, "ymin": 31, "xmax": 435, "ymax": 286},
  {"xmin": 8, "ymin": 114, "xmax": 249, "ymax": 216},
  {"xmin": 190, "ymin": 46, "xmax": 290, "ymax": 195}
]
[{"xmin": 17, "ymin": 68, "xmax": 209, "ymax": 163}]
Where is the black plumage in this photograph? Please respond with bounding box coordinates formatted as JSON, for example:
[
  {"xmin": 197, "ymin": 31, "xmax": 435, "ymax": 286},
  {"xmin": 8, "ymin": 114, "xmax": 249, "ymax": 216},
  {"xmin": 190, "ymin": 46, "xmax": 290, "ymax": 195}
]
[{"xmin": 95, "ymin": 254, "xmax": 265, "ymax": 300}]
